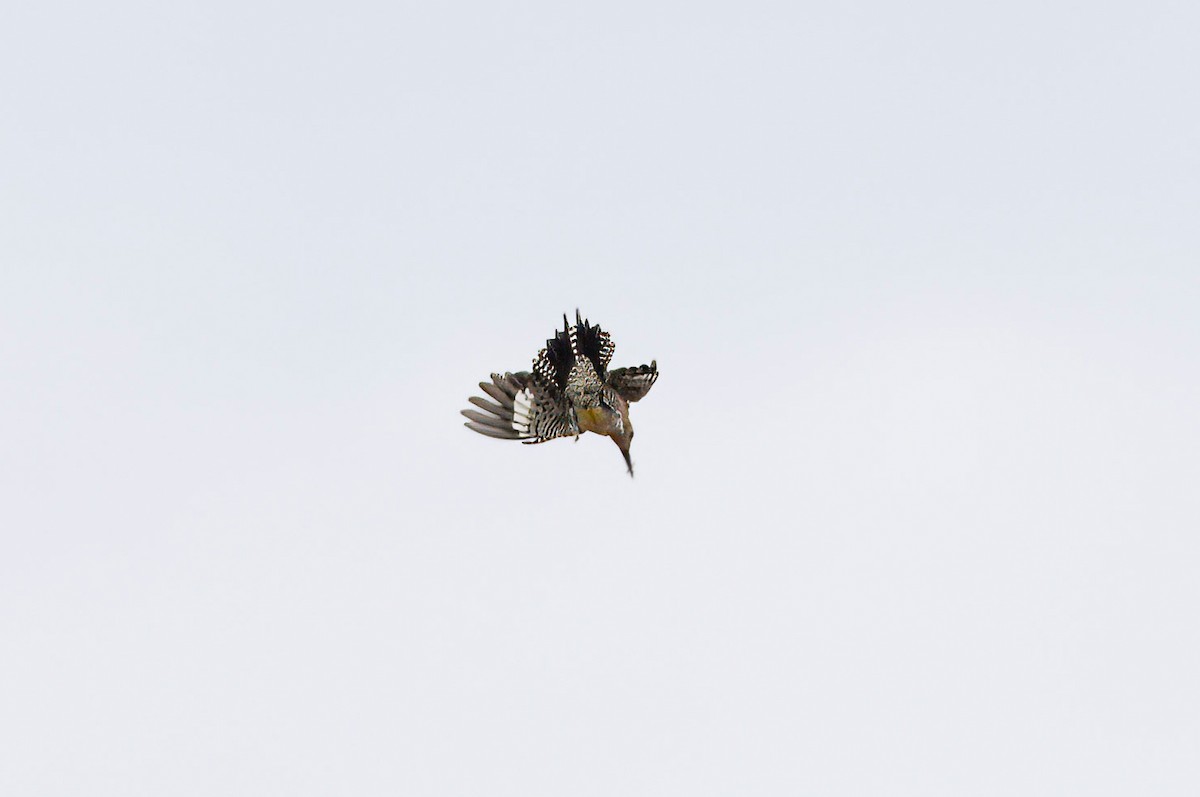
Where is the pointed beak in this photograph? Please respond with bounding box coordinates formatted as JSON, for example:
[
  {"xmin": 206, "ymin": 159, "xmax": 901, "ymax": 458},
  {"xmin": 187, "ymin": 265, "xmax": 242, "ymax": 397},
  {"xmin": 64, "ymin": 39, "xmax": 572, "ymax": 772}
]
[{"xmin": 620, "ymin": 445, "xmax": 634, "ymax": 477}]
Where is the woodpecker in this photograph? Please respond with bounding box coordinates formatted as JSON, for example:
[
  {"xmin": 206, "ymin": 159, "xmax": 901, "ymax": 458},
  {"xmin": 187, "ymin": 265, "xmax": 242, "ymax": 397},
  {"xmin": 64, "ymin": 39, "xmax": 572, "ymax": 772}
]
[{"xmin": 462, "ymin": 310, "xmax": 658, "ymax": 476}]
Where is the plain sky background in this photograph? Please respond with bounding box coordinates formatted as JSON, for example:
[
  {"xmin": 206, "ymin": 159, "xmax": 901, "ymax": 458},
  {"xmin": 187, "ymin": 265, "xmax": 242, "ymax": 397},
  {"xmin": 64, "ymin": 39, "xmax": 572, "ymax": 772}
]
[{"xmin": 2, "ymin": 1, "xmax": 1198, "ymax": 794}]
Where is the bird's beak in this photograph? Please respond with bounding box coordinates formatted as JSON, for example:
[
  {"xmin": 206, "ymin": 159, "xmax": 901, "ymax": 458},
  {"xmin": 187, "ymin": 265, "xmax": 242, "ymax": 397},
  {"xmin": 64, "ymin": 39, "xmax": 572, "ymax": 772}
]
[{"xmin": 621, "ymin": 445, "xmax": 634, "ymax": 478}]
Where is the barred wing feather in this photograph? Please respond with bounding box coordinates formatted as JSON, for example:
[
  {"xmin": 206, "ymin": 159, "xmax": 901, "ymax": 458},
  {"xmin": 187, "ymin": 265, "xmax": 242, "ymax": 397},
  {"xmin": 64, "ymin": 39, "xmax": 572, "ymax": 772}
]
[
  {"xmin": 462, "ymin": 371, "xmax": 578, "ymax": 443},
  {"xmin": 606, "ymin": 361, "xmax": 658, "ymax": 402}
]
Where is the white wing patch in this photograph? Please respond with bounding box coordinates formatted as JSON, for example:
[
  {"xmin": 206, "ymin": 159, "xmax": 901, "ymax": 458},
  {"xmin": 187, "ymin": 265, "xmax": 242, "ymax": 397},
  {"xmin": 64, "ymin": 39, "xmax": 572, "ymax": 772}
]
[{"xmin": 512, "ymin": 388, "xmax": 534, "ymax": 435}]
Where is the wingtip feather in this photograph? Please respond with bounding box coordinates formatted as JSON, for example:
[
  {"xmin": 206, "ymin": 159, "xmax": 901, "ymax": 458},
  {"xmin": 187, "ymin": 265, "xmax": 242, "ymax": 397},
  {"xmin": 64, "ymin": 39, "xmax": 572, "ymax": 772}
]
[{"xmin": 464, "ymin": 421, "xmax": 521, "ymax": 440}]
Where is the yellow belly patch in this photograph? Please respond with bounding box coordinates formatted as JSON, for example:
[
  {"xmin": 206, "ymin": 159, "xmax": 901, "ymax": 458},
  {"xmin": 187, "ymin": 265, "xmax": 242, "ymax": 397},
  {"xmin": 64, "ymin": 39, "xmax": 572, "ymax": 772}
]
[{"xmin": 576, "ymin": 407, "xmax": 607, "ymax": 433}]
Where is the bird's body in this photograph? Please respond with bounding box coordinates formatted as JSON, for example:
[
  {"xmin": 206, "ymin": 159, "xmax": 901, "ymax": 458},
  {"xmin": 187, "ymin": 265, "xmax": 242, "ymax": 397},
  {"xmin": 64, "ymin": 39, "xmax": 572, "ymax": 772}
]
[
  {"xmin": 462, "ymin": 311, "xmax": 658, "ymax": 476},
  {"xmin": 576, "ymin": 402, "xmax": 624, "ymax": 436}
]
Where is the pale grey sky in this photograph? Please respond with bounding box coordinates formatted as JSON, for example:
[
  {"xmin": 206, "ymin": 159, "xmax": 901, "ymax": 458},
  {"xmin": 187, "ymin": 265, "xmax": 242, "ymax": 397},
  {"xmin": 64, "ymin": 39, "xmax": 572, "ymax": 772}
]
[{"xmin": 2, "ymin": 1, "xmax": 1198, "ymax": 795}]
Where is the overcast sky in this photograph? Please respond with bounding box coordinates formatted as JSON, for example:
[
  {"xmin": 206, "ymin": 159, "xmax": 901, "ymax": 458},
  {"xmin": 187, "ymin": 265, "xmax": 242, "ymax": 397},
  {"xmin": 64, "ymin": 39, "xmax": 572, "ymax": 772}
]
[{"xmin": 2, "ymin": 1, "xmax": 1198, "ymax": 795}]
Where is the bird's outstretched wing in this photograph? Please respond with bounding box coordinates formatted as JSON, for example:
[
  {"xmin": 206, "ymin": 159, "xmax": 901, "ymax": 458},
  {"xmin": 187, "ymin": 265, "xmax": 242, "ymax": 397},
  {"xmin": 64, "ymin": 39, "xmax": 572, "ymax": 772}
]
[
  {"xmin": 462, "ymin": 371, "xmax": 579, "ymax": 443},
  {"xmin": 606, "ymin": 360, "xmax": 658, "ymax": 403}
]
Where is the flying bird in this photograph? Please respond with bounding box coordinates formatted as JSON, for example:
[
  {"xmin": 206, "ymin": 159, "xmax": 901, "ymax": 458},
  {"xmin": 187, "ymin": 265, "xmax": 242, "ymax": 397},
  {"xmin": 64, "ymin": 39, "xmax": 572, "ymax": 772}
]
[{"xmin": 462, "ymin": 310, "xmax": 658, "ymax": 476}]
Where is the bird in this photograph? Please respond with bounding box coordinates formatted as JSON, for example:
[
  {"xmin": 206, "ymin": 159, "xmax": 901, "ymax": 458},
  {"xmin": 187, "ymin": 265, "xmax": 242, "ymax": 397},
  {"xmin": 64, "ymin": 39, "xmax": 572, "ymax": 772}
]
[{"xmin": 461, "ymin": 310, "xmax": 658, "ymax": 476}]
